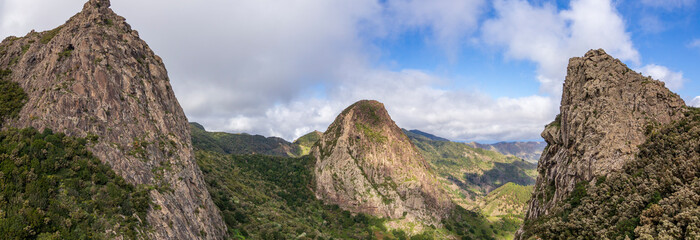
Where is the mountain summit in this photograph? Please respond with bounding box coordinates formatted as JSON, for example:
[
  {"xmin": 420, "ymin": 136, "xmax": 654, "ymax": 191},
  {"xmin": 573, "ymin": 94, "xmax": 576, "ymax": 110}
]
[
  {"xmin": 311, "ymin": 100, "xmax": 453, "ymax": 224},
  {"xmin": 0, "ymin": 0, "xmax": 225, "ymax": 238},
  {"xmin": 516, "ymin": 49, "xmax": 687, "ymax": 239}
]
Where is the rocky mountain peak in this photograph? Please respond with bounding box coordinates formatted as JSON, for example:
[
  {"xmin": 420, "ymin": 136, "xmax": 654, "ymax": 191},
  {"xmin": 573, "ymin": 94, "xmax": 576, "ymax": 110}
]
[
  {"xmin": 0, "ymin": 0, "xmax": 225, "ymax": 239},
  {"xmin": 83, "ymin": 0, "xmax": 110, "ymax": 10},
  {"xmin": 311, "ymin": 100, "xmax": 453, "ymax": 225},
  {"xmin": 516, "ymin": 49, "xmax": 686, "ymax": 238}
]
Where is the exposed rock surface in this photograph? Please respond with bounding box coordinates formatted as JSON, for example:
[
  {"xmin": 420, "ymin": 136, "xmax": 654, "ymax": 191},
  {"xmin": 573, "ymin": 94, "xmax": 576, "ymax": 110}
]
[
  {"xmin": 311, "ymin": 100, "xmax": 453, "ymax": 224},
  {"xmin": 516, "ymin": 49, "xmax": 685, "ymax": 238},
  {"xmin": 0, "ymin": 0, "xmax": 226, "ymax": 238}
]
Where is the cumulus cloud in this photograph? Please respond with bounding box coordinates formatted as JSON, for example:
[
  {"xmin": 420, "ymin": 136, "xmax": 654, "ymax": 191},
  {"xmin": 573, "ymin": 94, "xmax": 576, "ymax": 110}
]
[
  {"xmin": 638, "ymin": 64, "xmax": 687, "ymax": 92},
  {"xmin": 216, "ymin": 68, "xmax": 557, "ymax": 141},
  {"xmin": 641, "ymin": 0, "xmax": 696, "ymax": 9},
  {"xmin": 1, "ymin": 0, "xmax": 596, "ymax": 141},
  {"xmin": 690, "ymin": 96, "xmax": 700, "ymax": 107},
  {"xmin": 482, "ymin": 0, "xmax": 639, "ymax": 95}
]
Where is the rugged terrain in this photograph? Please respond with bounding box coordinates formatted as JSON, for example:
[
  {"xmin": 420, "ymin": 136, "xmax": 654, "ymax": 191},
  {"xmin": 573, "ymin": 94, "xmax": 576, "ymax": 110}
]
[
  {"xmin": 0, "ymin": 0, "xmax": 225, "ymax": 238},
  {"xmin": 192, "ymin": 119, "xmax": 500, "ymax": 239},
  {"xmin": 404, "ymin": 129, "xmax": 536, "ymax": 238},
  {"xmin": 467, "ymin": 141, "xmax": 546, "ymax": 163},
  {"xmin": 405, "ymin": 130, "xmax": 537, "ymax": 198},
  {"xmin": 190, "ymin": 122, "xmax": 300, "ymax": 157},
  {"xmin": 517, "ymin": 49, "xmax": 690, "ymax": 239},
  {"xmin": 311, "ymin": 100, "xmax": 453, "ymax": 224}
]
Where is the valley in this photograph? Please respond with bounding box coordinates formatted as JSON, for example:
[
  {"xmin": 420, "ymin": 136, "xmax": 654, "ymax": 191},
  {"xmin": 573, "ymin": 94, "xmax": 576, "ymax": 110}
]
[{"xmin": 1, "ymin": 0, "xmax": 697, "ymax": 239}]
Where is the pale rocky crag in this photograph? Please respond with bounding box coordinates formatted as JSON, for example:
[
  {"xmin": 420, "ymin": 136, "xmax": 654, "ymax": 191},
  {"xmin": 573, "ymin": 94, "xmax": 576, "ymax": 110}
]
[
  {"xmin": 311, "ymin": 100, "xmax": 453, "ymax": 225},
  {"xmin": 0, "ymin": 0, "xmax": 225, "ymax": 238},
  {"xmin": 516, "ymin": 49, "xmax": 685, "ymax": 239}
]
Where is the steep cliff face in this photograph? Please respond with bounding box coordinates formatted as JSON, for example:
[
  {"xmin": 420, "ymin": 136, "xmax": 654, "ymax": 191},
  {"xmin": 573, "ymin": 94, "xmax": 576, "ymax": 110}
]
[
  {"xmin": 0, "ymin": 0, "xmax": 225, "ymax": 238},
  {"xmin": 517, "ymin": 49, "xmax": 685, "ymax": 238},
  {"xmin": 311, "ymin": 100, "xmax": 453, "ymax": 224}
]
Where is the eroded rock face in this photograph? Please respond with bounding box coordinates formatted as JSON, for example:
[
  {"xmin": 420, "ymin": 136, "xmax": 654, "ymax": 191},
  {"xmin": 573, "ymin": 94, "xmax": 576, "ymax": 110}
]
[
  {"xmin": 0, "ymin": 0, "xmax": 225, "ymax": 238},
  {"xmin": 516, "ymin": 49, "xmax": 685, "ymax": 238},
  {"xmin": 311, "ymin": 100, "xmax": 453, "ymax": 224}
]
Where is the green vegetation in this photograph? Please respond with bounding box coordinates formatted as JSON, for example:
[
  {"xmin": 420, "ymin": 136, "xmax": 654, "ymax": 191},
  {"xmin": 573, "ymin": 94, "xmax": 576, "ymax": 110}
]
[
  {"xmin": 40, "ymin": 27, "xmax": 62, "ymax": 44},
  {"xmin": 405, "ymin": 130, "xmax": 537, "ymax": 239},
  {"xmin": 293, "ymin": 131, "xmax": 322, "ymax": 156},
  {"xmin": 196, "ymin": 151, "xmax": 399, "ymax": 239},
  {"xmin": 406, "ymin": 132, "xmax": 536, "ymax": 194},
  {"xmin": 351, "ymin": 100, "xmax": 383, "ymax": 125},
  {"xmin": 356, "ymin": 123, "xmax": 387, "ymax": 143},
  {"xmin": 193, "ymin": 125, "xmax": 513, "ymax": 239},
  {"xmin": 0, "ymin": 128, "xmax": 151, "ymax": 239},
  {"xmin": 547, "ymin": 114, "xmax": 561, "ymax": 128},
  {"xmin": 190, "ymin": 122, "xmax": 300, "ymax": 157},
  {"xmin": 523, "ymin": 107, "xmax": 700, "ymax": 239},
  {"xmin": 0, "ymin": 69, "xmax": 28, "ymax": 127},
  {"xmin": 57, "ymin": 46, "xmax": 73, "ymax": 61},
  {"xmin": 481, "ymin": 183, "xmax": 534, "ymax": 218}
]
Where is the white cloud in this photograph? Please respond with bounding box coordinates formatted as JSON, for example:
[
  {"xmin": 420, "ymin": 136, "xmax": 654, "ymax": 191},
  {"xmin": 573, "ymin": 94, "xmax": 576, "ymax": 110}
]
[
  {"xmin": 690, "ymin": 39, "xmax": 700, "ymax": 49},
  {"xmin": 641, "ymin": 0, "xmax": 696, "ymax": 9},
  {"xmin": 0, "ymin": 0, "xmax": 567, "ymax": 142},
  {"xmin": 482, "ymin": 0, "xmax": 639, "ymax": 95},
  {"xmin": 690, "ymin": 96, "xmax": 700, "ymax": 107},
  {"xmin": 638, "ymin": 64, "xmax": 686, "ymax": 92},
  {"xmin": 214, "ymin": 68, "xmax": 557, "ymax": 141}
]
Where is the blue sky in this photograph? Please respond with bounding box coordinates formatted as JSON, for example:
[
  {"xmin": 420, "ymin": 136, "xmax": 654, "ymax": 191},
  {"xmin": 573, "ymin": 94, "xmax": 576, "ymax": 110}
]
[{"xmin": 1, "ymin": 0, "xmax": 698, "ymax": 142}]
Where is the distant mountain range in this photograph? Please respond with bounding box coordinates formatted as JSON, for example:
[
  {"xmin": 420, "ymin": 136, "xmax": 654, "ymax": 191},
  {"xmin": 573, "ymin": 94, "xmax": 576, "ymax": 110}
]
[
  {"xmin": 402, "ymin": 129, "xmax": 545, "ymax": 163},
  {"xmin": 466, "ymin": 141, "xmax": 546, "ymax": 163},
  {"xmin": 3, "ymin": 0, "xmax": 696, "ymax": 239}
]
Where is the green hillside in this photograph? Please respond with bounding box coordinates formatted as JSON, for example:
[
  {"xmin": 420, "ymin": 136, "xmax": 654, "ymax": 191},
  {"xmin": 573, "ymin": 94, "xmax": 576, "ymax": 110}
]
[
  {"xmin": 405, "ymin": 131, "xmax": 537, "ymax": 195},
  {"xmin": 293, "ymin": 131, "xmax": 322, "ymax": 156},
  {"xmin": 0, "ymin": 128, "xmax": 151, "ymax": 239},
  {"xmin": 404, "ymin": 130, "xmax": 537, "ymax": 239},
  {"xmin": 190, "ymin": 122, "xmax": 300, "ymax": 157},
  {"xmin": 481, "ymin": 183, "xmax": 534, "ymax": 218},
  {"xmin": 193, "ymin": 126, "xmax": 516, "ymax": 239},
  {"xmin": 1, "ymin": 72, "xmax": 151, "ymax": 239}
]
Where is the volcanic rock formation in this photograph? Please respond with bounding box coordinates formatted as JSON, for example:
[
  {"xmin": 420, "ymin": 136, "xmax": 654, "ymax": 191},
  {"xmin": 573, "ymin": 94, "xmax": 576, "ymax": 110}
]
[
  {"xmin": 516, "ymin": 49, "xmax": 685, "ymax": 238},
  {"xmin": 0, "ymin": 0, "xmax": 226, "ymax": 238},
  {"xmin": 311, "ymin": 100, "xmax": 453, "ymax": 224}
]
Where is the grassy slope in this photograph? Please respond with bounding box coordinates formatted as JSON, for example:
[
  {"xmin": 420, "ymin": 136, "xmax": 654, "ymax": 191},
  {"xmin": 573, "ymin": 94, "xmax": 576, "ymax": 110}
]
[
  {"xmin": 404, "ymin": 130, "xmax": 537, "ymax": 239},
  {"xmin": 293, "ymin": 131, "xmax": 322, "ymax": 156},
  {"xmin": 190, "ymin": 122, "xmax": 300, "ymax": 157}
]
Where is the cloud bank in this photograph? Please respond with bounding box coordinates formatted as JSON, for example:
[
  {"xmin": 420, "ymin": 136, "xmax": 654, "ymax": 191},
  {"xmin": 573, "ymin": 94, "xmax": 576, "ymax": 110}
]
[
  {"xmin": 482, "ymin": 0, "xmax": 639, "ymax": 95},
  {"xmin": 0, "ymin": 0, "xmax": 691, "ymax": 142}
]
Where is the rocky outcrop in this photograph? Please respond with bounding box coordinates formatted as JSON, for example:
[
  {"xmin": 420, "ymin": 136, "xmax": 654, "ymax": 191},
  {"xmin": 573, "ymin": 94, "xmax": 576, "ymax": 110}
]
[
  {"xmin": 516, "ymin": 49, "xmax": 685, "ymax": 238},
  {"xmin": 0, "ymin": 0, "xmax": 225, "ymax": 239},
  {"xmin": 311, "ymin": 100, "xmax": 453, "ymax": 224}
]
